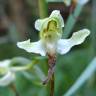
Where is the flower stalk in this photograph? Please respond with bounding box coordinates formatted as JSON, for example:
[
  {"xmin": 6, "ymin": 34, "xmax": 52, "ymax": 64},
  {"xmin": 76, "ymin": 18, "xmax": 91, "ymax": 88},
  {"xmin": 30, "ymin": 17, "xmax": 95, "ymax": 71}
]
[
  {"xmin": 10, "ymin": 84, "xmax": 19, "ymax": 96},
  {"xmin": 50, "ymin": 74, "xmax": 54, "ymax": 96},
  {"xmin": 63, "ymin": 0, "xmax": 89, "ymax": 38},
  {"xmin": 63, "ymin": 4, "xmax": 82, "ymax": 38},
  {"xmin": 43, "ymin": 54, "xmax": 56, "ymax": 96},
  {"xmin": 43, "ymin": 54, "xmax": 56, "ymax": 85},
  {"xmin": 38, "ymin": 0, "xmax": 48, "ymax": 18}
]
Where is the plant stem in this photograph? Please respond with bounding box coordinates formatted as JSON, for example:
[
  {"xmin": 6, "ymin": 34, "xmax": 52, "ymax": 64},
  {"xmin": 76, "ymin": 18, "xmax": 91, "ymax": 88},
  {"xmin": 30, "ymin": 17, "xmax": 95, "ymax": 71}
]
[
  {"xmin": 38, "ymin": 0, "xmax": 48, "ymax": 18},
  {"xmin": 63, "ymin": 4, "xmax": 83, "ymax": 38},
  {"xmin": 50, "ymin": 73, "xmax": 54, "ymax": 96},
  {"xmin": 91, "ymin": 0, "xmax": 96, "ymax": 55},
  {"xmin": 10, "ymin": 84, "xmax": 20, "ymax": 96},
  {"xmin": 48, "ymin": 54, "xmax": 56, "ymax": 96},
  {"xmin": 42, "ymin": 54, "xmax": 56, "ymax": 95},
  {"xmin": 9, "ymin": 0, "xmax": 27, "ymax": 41}
]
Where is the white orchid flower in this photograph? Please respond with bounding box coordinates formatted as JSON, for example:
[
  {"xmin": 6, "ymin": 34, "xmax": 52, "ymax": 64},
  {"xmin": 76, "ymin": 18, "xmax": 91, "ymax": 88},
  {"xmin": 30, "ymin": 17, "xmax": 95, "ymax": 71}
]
[
  {"xmin": 0, "ymin": 60, "xmax": 28, "ymax": 86},
  {"xmin": 17, "ymin": 10, "xmax": 90, "ymax": 56}
]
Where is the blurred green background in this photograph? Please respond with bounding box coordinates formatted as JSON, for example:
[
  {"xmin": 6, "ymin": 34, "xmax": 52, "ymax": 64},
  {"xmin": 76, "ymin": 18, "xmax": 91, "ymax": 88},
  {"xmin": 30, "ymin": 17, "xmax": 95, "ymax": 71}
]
[{"xmin": 0, "ymin": 0, "xmax": 96, "ymax": 96}]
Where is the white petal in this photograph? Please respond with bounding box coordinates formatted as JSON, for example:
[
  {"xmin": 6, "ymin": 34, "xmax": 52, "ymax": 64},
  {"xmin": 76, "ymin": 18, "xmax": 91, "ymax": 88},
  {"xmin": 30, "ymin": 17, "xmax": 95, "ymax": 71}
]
[
  {"xmin": 57, "ymin": 39, "xmax": 72, "ymax": 54},
  {"xmin": 64, "ymin": 0, "xmax": 71, "ymax": 6},
  {"xmin": 10, "ymin": 66, "xmax": 29, "ymax": 72},
  {"xmin": 35, "ymin": 18, "xmax": 48, "ymax": 31},
  {"xmin": 57, "ymin": 29, "xmax": 90, "ymax": 54},
  {"xmin": 50, "ymin": 10, "xmax": 64, "ymax": 27},
  {"xmin": 0, "ymin": 71, "xmax": 15, "ymax": 86},
  {"xmin": 0, "ymin": 60, "xmax": 11, "ymax": 68},
  {"xmin": 78, "ymin": 0, "xmax": 89, "ymax": 5},
  {"xmin": 35, "ymin": 10, "xmax": 64, "ymax": 31},
  {"xmin": 17, "ymin": 39, "xmax": 46, "ymax": 56},
  {"xmin": 69, "ymin": 29, "xmax": 90, "ymax": 45}
]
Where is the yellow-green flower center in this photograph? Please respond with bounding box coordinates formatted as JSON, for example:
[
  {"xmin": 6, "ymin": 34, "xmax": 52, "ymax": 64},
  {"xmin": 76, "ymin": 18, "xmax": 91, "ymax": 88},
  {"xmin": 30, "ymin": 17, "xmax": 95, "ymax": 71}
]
[
  {"xmin": 0, "ymin": 68, "xmax": 7, "ymax": 75},
  {"xmin": 40, "ymin": 19, "xmax": 62, "ymax": 43}
]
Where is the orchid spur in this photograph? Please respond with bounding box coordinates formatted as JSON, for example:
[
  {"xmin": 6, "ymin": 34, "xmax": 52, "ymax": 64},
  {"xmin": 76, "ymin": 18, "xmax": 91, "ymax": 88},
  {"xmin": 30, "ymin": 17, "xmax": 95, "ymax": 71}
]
[
  {"xmin": 17, "ymin": 10, "xmax": 90, "ymax": 84},
  {"xmin": 0, "ymin": 59, "xmax": 29, "ymax": 86}
]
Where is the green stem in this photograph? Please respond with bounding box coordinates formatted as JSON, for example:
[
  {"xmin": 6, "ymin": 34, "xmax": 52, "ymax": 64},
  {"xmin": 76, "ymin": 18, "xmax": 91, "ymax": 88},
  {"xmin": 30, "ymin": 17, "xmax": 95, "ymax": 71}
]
[
  {"xmin": 10, "ymin": 84, "xmax": 20, "ymax": 96},
  {"xmin": 9, "ymin": 0, "xmax": 27, "ymax": 41},
  {"xmin": 43, "ymin": 54, "xmax": 55, "ymax": 95},
  {"xmin": 38, "ymin": 0, "xmax": 48, "ymax": 18},
  {"xmin": 50, "ymin": 74, "xmax": 54, "ymax": 96},
  {"xmin": 91, "ymin": 0, "xmax": 96, "ymax": 55},
  {"xmin": 63, "ymin": 4, "xmax": 83, "ymax": 38}
]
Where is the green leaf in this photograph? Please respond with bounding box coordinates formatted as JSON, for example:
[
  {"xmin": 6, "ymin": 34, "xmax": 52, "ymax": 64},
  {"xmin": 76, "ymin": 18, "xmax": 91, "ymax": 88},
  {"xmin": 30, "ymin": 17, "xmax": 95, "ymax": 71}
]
[{"xmin": 63, "ymin": 57, "xmax": 96, "ymax": 96}]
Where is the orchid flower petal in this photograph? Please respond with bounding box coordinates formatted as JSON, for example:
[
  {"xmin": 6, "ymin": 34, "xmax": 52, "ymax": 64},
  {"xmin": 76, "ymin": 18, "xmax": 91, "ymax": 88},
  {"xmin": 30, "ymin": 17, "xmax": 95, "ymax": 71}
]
[
  {"xmin": 0, "ymin": 71, "xmax": 15, "ymax": 86},
  {"xmin": 17, "ymin": 39, "xmax": 46, "ymax": 56},
  {"xmin": 0, "ymin": 60, "xmax": 11, "ymax": 68},
  {"xmin": 35, "ymin": 18, "xmax": 48, "ymax": 31},
  {"xmin": 35, "ymin": 10, "xmax": 64, "ymax": 31},
  {"xmin": 10, "ymin": 66, "xmax": 29, "ymax": 72},
  {"xmin": 50, "ymin": 10, "xmax": 64, "ymax": 27},
  {"xmin": 57, "ymin": 29, "xmax": 90, "ymax": 54}
]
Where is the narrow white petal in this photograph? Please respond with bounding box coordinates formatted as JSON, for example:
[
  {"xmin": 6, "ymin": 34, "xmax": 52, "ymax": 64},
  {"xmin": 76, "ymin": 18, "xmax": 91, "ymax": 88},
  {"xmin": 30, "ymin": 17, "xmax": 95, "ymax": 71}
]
[
  {"xmin": 17, "ymin": 39, "xmax": 46, "ymax": 56},
  {"xmin": 69, "ymin": 29, "xmax": 90, "ymax": 45},
  {"xmin": 0, "ymin": 60, "xmax": 11, "ymax": 68},
  {"xmin": 57, "ymin": 29, "xmax": 90, "ymax": 54},
  {"xmin": 50, "ymin": 10, "xmax": 64, "ymax": 27},
  {"xmin": 0, "ymin": 71, "xmax": 15, "ymax": 86}
]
